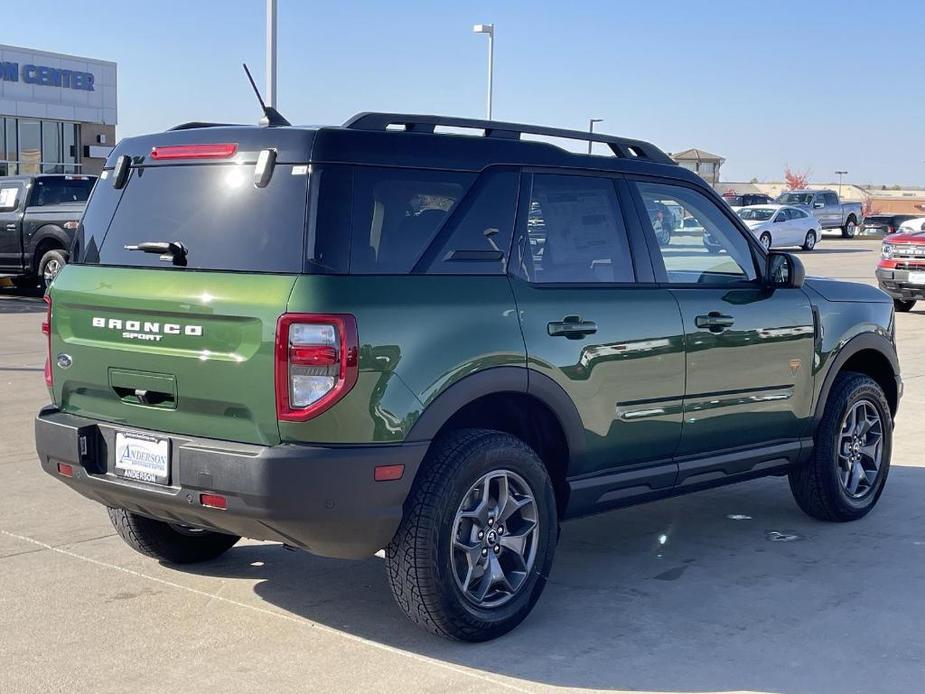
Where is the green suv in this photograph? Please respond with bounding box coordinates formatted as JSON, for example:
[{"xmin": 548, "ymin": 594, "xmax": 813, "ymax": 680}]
[{"xmin": 35, "ymin": 113, "xmax": 901, "ymax": 641}]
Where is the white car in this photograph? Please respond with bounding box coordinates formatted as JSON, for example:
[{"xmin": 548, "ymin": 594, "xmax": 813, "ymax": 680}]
[
  {"xmin": 736, "ymin": 205, "xmax": 819, "ymax": 251},
  {"xmin": 898, "ymin": 217, "xmax": 925, "ymax": 233}
]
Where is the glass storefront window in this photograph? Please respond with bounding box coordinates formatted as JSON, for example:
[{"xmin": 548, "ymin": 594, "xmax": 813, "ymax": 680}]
[{"xmin": 18, "ymin": 120, "xmax": 41, "ymax": 174}]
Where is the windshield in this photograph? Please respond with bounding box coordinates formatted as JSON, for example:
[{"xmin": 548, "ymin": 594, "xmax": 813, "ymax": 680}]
[
  {"xmin": 75, "ymin": 164, "xmax": 308, "ymax": 272},
  {"xmin": 777, "ymin": 193, "xmax": 813, "ymax": 205},
  {"xmin": 737, "ymin": 207, "xmax": 776, "ymax": 221}
]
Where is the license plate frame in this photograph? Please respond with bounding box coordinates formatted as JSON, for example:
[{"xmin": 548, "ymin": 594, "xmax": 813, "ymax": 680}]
[{"xmin": 113, "ymin": 431, "xmax": 171, "ymax": 485}]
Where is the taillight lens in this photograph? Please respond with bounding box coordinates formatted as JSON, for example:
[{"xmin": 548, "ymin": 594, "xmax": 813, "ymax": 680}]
[
  {"xmin": 42, "ymin": 295, "xmax": 52, "ymax": 388},
  {"xmin": 275, "ymin": 314, "xmax": 358, "ymax": 421}
]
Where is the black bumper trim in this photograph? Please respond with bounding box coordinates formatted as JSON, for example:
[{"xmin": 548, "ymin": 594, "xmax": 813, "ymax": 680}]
[{"xmin": 35, "ymin": 407, "xmax": 427, "ymax": 559}]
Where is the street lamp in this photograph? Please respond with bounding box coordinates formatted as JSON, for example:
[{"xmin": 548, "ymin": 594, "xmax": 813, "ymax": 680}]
[
  {"xmin": 836, "ymin": 170, "xmax": 848, "ymax": 198},
  {"xmin": 473, "ymin": 24, "xmax": 494, "ymax": 119},
  {"xmin": 588, "ymin": 118, "xmax": 603, "ymax": 154}
]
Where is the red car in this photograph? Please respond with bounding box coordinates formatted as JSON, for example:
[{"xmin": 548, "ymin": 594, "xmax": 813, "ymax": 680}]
[{"xmin": 876, "ymin": 228, "xmax": 925, "ymax": 311}]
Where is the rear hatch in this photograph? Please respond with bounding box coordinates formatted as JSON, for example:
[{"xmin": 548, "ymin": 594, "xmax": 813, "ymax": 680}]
[{"xmin": 48, "ymin": 126, "xmax": 316, "ymax": 445}]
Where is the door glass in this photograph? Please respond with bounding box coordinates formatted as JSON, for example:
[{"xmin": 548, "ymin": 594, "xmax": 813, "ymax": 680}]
[
  {"xmin": 635, "ymin": 181, "xmax": 758, "ymax": 284},
  {"xmin": 0, "ymin": 184, "xmax": 22, "ymax": 211},
  {"xmin": 520, "ymin": 174, "xmax": 634, "ymax": 283}
]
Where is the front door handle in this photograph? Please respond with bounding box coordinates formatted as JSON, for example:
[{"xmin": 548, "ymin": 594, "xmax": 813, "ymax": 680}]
[
  {"xmin": 695, "ymin": 312, "xmax": 735, "ymax": 333},
  {"xmin": 548, "ymin": 315, "xmax": 598, "ymax": 339},
  {"xmin": 4, "ymin": 223, "xmax": 16, "ymax": 231}
]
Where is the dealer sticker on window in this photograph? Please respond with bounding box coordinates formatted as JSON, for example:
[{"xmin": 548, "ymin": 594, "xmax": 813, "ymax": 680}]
[{"xmin": 114, "ymin": 432, "xmax": 170, "ymax": 485}]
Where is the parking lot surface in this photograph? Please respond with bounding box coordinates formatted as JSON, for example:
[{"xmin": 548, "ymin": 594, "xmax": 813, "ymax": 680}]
[{"xmin": 2, "ymin": 236, "xmax": 923, "ymax": 694}]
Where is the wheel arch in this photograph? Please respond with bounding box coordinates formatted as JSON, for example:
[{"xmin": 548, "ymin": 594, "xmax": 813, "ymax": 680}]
[
  {"xmin": 814, "ymin": 332, "xmax": 899, "ymax": 425},
  {"xmin": 29, "ymin": 226, "xmax": 70, "ymax": 274},
  {"xmin": 406, "ymin": 367, "xmax": 585, "ymax": 516}
]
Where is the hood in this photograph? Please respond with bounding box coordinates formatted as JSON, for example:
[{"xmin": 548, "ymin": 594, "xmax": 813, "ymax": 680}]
[
  {"xmin": 885, "ymin": 230, "xmax": 925, "ymax": 244},
  {"xmin": 743, "ymin": 220, "xmax": 767, "ymax": 230},
  {"xmin": 804, "ymin": 277, "xmax": 891, "ymax": 303}
]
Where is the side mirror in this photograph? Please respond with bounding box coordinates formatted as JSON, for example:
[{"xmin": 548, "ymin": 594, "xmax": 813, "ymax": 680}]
[
  {"xmin": 813, "ymin": 201, "xmax": 825, "ymax": 209},
  {"xmin": 767, "ymin": 252, "xmax": 805, "ymax": 289}
]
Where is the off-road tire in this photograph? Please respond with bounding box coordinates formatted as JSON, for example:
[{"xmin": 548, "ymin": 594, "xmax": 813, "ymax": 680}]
[
  {"xmin": 894, "ymin": 298, "xmax": 916, "ymax": 312},
  {"xmin": 385, "ymin": 429, "xmax": 558, "ymax": 641},
  {"xmin": 789, "ymin": 373, "xmax": 892, "ymax": 521},
  {"xmin": 108, "ymin": 507, "xmax": 240, "ymax": 563}
]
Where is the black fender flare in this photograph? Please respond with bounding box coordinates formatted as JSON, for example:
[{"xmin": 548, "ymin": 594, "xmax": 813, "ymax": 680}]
[
  {"xmin": 813, "ymin": 331, "xmax": 899, "ymax": 425},
  {"xmin": 406, "ymin": 366, "xmax": 586, "ymax": 464},
  {"xmin": 29, "ymin": 225, "xmax": 71, "ymax": 271}
]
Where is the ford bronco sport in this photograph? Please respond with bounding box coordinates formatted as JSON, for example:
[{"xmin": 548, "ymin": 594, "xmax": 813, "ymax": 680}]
[{"xmin": 35, "ymin": 113, "xmax": 901, "ymax": 641}]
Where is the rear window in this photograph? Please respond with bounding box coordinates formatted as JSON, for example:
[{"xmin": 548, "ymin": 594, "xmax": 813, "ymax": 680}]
[
  {"xmin": 31, "ymin": 176, "xmax": 95, "ymax": 206},
  {"xmin": 75, "ymin": 164, "xmax": 307, "ymax": 273}
]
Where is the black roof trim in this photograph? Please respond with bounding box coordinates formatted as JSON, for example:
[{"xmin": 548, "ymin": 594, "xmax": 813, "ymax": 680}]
[{"xmin": 343, "ymin": 112, "xmax": 675, "ymax": 165}]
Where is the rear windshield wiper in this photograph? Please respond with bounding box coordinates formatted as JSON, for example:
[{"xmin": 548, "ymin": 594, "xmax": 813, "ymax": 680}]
[{"xmin": 123, "ymin": 241, "xmax": 188, "ymax": 266}]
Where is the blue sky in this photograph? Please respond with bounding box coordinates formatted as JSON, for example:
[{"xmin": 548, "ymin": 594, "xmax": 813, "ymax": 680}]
[{"xmin": 8, "ymin": 0, "xmax": 922, "ymax": 184}]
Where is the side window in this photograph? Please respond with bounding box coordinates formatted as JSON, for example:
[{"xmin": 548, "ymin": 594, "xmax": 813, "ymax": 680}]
[
  {"xmin": 422, "ymin": 170, "xmax": 517, "ymax": 275},
  {"xmin": 776, "ymin": 208, "xmax": 791, "ymax": 222},
  {"xmin": 824, "ymin": 192, "xmax": 838, "ymax": 206},
  {"xmin": 0, "ymin": 183, "xmax": 22, "ymax": 211},
  {"xmin": 518, "ymin": 174, "xmax": 634, "ymax": 284},
  {"xmin": 349, "ymin": 167, "xmax": 475, "ymax": 274},
  {"xmin": 635, "ymin": 181, "xmax": 758, "ymax": 285}
]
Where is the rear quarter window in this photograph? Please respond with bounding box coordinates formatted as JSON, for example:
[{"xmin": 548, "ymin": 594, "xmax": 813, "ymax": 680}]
[{"xmin": 76, "ymin": 164, "xmax": 308, "ymax": 273}]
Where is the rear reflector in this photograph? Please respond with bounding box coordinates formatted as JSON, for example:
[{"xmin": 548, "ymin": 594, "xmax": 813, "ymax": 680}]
[
  {"xmin": 42, "ymin": 295, "xmax": 52, "ymax": 388},
  {"xmin": 374, "ymin": 464, "xmax": 405, "ymax": 482},
  {"xmin": 200, "ymin": 493, "xmax": 227, "ymax": 510},
  {"xmin": 150, "ymin": 143, "xmax": 238, "ymax": 161},
  {"xmin": 57, "ymin": 463, "xmax": 74, "ymax": 477}
]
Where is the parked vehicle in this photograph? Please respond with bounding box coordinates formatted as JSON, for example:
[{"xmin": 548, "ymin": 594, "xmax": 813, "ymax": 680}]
[
  {"xmin": 35, "ymin": 113, "xmax": 901, "ymax": 641},
  {"xmin": 0, "ymin": 174, "xmax": 96, "ymax": 289},
  {"xmin": 897, "ymin": 216, "xmax": 925, "ymax": 233},
  {"xmin": 776, "ymin": 189, "xmax": 863, "ymax": 238},
  {"xmin": 736, "ymin": 205, "xmax": 819, "ymax": 251},
  {"xmin": 876, "ymin": 228, "xmax": 925, "ymax": 311},
  {"xmin": 722, "ymin": 192, "xmax": 774, "ymax": 209},
  {"xmin": 861, "ymin": 214, "xmax": 919, "ymax": 237}
]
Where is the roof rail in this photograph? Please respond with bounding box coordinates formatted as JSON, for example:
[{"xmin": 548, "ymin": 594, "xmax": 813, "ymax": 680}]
[
  {"xmin": 343, "ymin": 112, "xmax": 675, "ymax": 165},
  {"xmin": 167, "ymin": 122, "xmax": 244, "ymax": 131}
]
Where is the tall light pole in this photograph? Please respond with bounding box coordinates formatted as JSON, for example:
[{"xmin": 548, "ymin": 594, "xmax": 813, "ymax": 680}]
[
  {"xmin": 836, "ymin": 170, "xmax": 848, "ymax": 198},
  {"xmin": 473, "ymin": 24, "xmax": 494, "ymax": 119},
  {"xmin": 588, "ymin": 118, "xmax": 603, "ymax": 154},
  {"xmin": 266, "ymin": 0, "xmax": 278, "ymax": 109}
]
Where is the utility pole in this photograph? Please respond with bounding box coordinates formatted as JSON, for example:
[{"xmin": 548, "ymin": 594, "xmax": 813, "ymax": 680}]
[
  {"xmin": 266, "ymin": 0, "xmax": 278, "ymax": 109},
  {"xmin": 588, "ymin": 118, "xmax": 603, "ymax": 154}
]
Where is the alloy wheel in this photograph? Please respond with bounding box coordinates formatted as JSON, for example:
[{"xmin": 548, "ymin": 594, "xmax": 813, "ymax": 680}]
[
  {"xmin": 43, "ymin": 258, "xmax": 61, "ymax": 287},
  {"xmin": 805, "ymin": 232, "xmax": 816, "ymax": 249},
  {"xmin": 837, "ymin": 399, "xmax": 883, "ymax": 498},
  {"xmin": 451, "ymin": 469, "xmax": 539, "ymax": 609}
]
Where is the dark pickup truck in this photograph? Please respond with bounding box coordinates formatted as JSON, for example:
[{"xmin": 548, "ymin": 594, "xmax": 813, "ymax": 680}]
[{"xmin": 0, "ymin": 174, "xmax": 96, "ymax": 289}]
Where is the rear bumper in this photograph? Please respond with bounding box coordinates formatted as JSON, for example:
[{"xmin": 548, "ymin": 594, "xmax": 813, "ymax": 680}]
[
  {"xmin": 34, "ymin": 407, "xmax": 427, "ymax": 559},
  {"xmin": 876, "ymin": 268, "xmax": 925, "ymax": 300}
]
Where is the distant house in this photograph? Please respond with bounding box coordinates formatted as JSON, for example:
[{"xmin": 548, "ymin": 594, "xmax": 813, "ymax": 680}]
[{"xmin": 670, "ymin": 148, "xmax": 725, "ymax": 187}]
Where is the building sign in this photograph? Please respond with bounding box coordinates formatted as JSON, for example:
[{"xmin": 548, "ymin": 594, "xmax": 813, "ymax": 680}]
[{"xmin": 0, "ymin": 61, "xmax": 95, "ymax": 91}]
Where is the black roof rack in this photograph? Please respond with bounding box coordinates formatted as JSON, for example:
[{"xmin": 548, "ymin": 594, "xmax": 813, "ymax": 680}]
[
  {"xmin": 343, "ymin": 112, "xmax": 675, "ymax": 165},
  {"xmin": 167, "ymin": 122, "xmax": 244, "ymax": 131}
]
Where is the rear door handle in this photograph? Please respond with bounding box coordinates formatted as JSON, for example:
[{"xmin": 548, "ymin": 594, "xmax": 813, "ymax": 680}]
[
  {"xmin": 548, "ymin": 315, "xmax": 598, "ymax": 339},
  {"xmin": 695, "ymin": 312, "xmax": 735, "ymax": 333}
]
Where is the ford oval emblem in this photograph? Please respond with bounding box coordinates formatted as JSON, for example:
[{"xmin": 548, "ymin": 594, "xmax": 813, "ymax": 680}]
[{"xmin": 56, "ymin": 354, "xmax": 73, "ymax": 369}]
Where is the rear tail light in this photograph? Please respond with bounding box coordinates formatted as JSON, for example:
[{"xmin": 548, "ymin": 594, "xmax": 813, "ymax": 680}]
[
  {"xmin": 42, "ymin": 295, "xmax": 52, "ymax": 388},
  {"xmin": 150, "ymin": 143, "xmax": 238, "ymax": 161},
  {"xmin": 275, "ymin": 314, "xmax": 358, "ymax": 421},
  {"xmin": 888, "ymin": 225, "xmax": 895, "ymax": 234}
]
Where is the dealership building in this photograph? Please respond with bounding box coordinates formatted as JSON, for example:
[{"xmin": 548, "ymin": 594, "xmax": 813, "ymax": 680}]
[{"xmin": 0, "ymin": 44, "xmax": 116, "ymax": 176}]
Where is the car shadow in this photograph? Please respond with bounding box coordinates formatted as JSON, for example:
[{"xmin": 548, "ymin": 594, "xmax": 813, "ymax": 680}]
[
  {"xmin": 0, "ymin": 284, "xmax": 45, "ymax": 313},
  {"xmin": 178, "ymin": 465, "xmax": 925, "ymax": 693}
]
